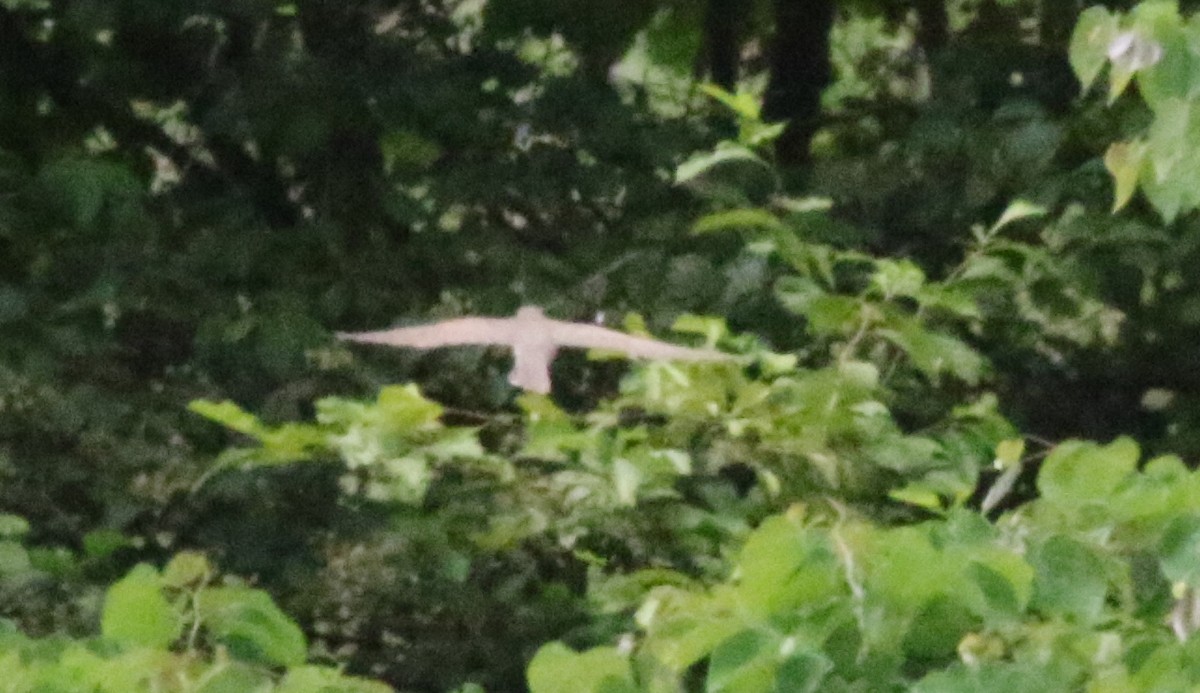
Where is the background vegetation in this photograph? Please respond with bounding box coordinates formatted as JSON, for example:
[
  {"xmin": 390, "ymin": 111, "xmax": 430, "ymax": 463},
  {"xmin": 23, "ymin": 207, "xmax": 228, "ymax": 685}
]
[{"xmin": 4, "ymin": 0, "xmax": 1200, "ymax": 690}]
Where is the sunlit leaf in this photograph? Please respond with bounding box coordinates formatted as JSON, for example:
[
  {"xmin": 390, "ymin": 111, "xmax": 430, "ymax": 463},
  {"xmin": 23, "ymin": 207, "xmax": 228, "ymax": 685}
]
[
  {"xmin": 1070, "ymin": 6, "xmax": 1120, "ymax": 90},
  {"xmin": 989, "ymin": 200, "xmax": 1047, "ymax": 234},
  {"xmin": 527, "ymin": 643, "xmax": 636, "ymax": 693},
  {"xmin": 189, "ymin": 400, "xmax": 267, "ymax": 438},
  {"xmin": 870, "ymin": 259, "xmax": 925, "ymax": 299},
  {"xmin": 162, "ymin": 551, "xmax": 212, "ymax": 589},
  {"xmin": 199, "ymin": 586, "xmax": 307, "ymax": 667},
  {"xmin": 0, "ymin": 515, "xmax": 30, "ymax": 538},
  {"xmin": 1037, "ymin": 437, "xmax": 1139, "ymax": 506},
  {"xmin": 101, "ymin": 564, "xmax": 181, "ymax": 648},
  {"xmin": 736, "ymin": 515, "xmax": 840, "ymax": 617},
  {"xmin": 994, "ymin": 439, "xmax": 1025, "ymax": 468},
  {"xmin": 692, "ymin": 208, "xmax": 787, "ymax": 235},
  {"xmin": 700, "ymin": 84, "xmax": 761, "ymax": 121}
]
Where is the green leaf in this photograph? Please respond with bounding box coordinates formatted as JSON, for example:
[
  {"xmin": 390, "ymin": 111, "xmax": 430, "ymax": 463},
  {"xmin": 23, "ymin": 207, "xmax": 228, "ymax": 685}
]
[
  {"xmin": 675, "ymin": 143, "xmax": 777, "ymax": 202},
  {"xmin": 1160, "ymin": 515, "xmax": 1200, "ymax": 588},
  {"xmin": 57, "ymin": 645, "xmax": 171, "ymax": 692},
  {"xmin": 1037, "ymin": 438, "xmax": 1139, "ymax": 507},
  {"xmin": 903, "ymin": 595, "xmax": 977, "ymax": 659},
  {"xmin": 372, "ymin": 456, "xmax": 432, "ymax": 504},
  {"xmin": 675, "ymin": 144, "xmax": 767, "ymax": 185},
  {"xmin": 189, "ymin": 400, "xmax": 268, "ymax": 438},
  {"xmin": 671, "ymin": 313, "xmax": 728, "ymax": 343},
  {"xmin": 692, "ymin": 208, "xmax": 787, "ymax": 235},
  {"xmin": 277, "ymin": 666, "xmax": 394, "ymax": 693},
  {"xmin": 162, "ymin": 551, "xmax": 212, "ymax": 589},
  {"xmin": 989, "ymin": 200, "xmax": 1046, "ymax": 234},
  {"xmin": 319, "ymin": 383, "xmax": 446, "ymax": 436},
  {"xmin": 915, "ymin": 285, "xmax": 982, "ymax": 320},
  {"xmin": 612, "ymin": 457, "xmax": 641, "ymax": 506},
  {"xmin": 527, "ymin": 642, "xmax": 636, "ymax": 693},
  {"xmin": 643, "ymin": 608, "xmax": 744, "ymax": 674},
  {"xmin": 774, "ymin": 276, "xmax": 825, "ymax": 316},
  {"xmin": 1139, "ymin": 97, "xmax": 1200, "ymax": 220},
  {"xmin": 1137, "ymin": 26, "xmax": 1193, "ymax": 109},
  {"xmin": 837, "ymin": 359, "xmax": 879, "ymax": 389},
  {"xmin": 994, "ymin": 439, "xmax": 1025, "ymax": 468},
  {"xmin": 867, "ymin": 435, "xmax": 939, "ymax": 474},
  {"xmin": 870, "ymin": 259, "xmax": 925, "ymax": 299},
  {"xmin": 1028, "ymin": 536, "xmax": 1108, "ymax": 622},
  {"xmin": 372, "ymin": 384, "xmax": 445, "ymax": 430},
  {"xmin": 859, "ymin": 525, "xmax": 945, "ymax": 611},
  {"xmin": 194, "ymin": 663, "xmax": 273, "ymax": 693},
  {"xmin": 643, "ymin": 7, "xmax": 703, "ymax": 75},
  {"xmin": 888, "ymin": 484, "xmax": 945, "ymax": 513},
  {"xmin": 805, "ymin": 295, "xmax": 863, "ymax": 336},
  {"xmin": 519, "ymin": 395, "xmax": 592, "ymax": 461},
  {"xmin": 38, "ymin": 158, "xmax": 140, "ymax": 230},
  {"xmin": 260, "ymin": 423, "xmax": 329, "ymax": 462},
  {"xmin": 913, "ymin": 661, "xmax": 1072, "ymax": 692},
  {"xmin": 700, "ymin": 84, "xmax": 761, "ymax": 121},
  {"xmin": 421, "ymin": 426, "xmax": 485, "ymax": 460},
  {"xmin": 736, "ymin": 515, "xmax": 840, "ymax": 617},
  {"xmin": 0, "ymin": 541, "xmax": 32, "ymax": 575},
  {"xmin": 968, "ymin": 555, "xmax": 1033, "ymax": 618},
  {"xmin": 0, "ymin": 514, "xmax": 30, "ymax": 538},
  {"xmin": 101, "ymin": 564, "xmax": 181, "ymax": 648},
  {"xmin": 707, "ymin": 629, "xmax": 776, "ymax": 693},
  {"xmin": 881, "ymin": 322, "xmax": 986, "ymax": 385},
  {"xmin": 380, "ymin": 129, "xmax": 441, "ymax": 174},
  {"xmin": 1070, "ymin": 6, "xmax": 1120, "ymax": 90},
  {"xmin": 775, "ymin": 650, "xmax": 833, "ymax": 693},
  {"xmin": 1104, "ymin": 140, "xmax": 1148, "ymax": 213},
  {"xmin": 82, "ymin": 529, "xmax": 131, "ymax": 560},
  {"xmin": 199, "ymin": 586, "xmax": 308, "ymax": 667}
]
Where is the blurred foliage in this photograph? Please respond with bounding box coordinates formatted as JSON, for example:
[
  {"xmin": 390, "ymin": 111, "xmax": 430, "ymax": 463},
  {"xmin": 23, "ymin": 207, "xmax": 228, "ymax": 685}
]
[
  {"xmin": 5, "ymin": 0, "xmax": 1200, "ymax": 691},
  {"xmin": 1071, "ymin": 0, "xmax": 1200, "ymax": 221},
  {"xmin": 535, "ymin": 438, "xmax": 1200, "ymax": 692},
  {"xmin": 0, "ymin": 542, "xmax": 390, "ymax": 692}
]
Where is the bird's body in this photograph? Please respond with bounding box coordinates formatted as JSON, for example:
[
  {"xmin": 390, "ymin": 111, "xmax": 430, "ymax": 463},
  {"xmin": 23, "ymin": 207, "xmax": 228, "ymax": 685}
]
[{"xmin": 337, "ymin": 305, "xmax": 731, "ymax": 393}]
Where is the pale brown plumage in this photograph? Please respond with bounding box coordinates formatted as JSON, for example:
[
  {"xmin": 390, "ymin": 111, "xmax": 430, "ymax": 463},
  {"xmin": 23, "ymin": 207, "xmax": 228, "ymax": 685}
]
[{"xmin": 337, "ymin": 305, "xmax": 732, "ymax": 393}]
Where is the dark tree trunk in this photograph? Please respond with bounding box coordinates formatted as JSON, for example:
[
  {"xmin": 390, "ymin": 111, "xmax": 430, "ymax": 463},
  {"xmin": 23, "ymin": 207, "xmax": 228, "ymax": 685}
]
[
  {"xmin": 914, "ymin": 0, "xmax": 949, "ymax": 56},
  {"xmin": 762, "ymin": 0, "xmax": 836, "ymax": 166},
  {"xmin": 1040, "ymin": 0, "xmax": 1080, "ymax": 49},
  {"xmin": 704, "ymin": 0, "xmax": 742, "ymax": 89}
]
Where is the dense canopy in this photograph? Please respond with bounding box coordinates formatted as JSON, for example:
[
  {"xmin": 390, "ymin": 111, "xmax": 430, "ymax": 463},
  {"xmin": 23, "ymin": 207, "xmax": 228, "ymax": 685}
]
[{"xmin": 5, "ymin": 1, "xmax": 1200, "ymax": 691}]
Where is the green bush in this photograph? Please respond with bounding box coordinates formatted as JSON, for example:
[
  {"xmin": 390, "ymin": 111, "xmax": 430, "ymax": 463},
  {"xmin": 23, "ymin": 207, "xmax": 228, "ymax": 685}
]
[
  {"xmin": 6, "ymin": 0, "xmax": 1200, "ymax": 691},
  {"xmin": 529, "ymin": 437, "xmax": 1200, "ymax": 691},
  {"xmin": 0, "ymin": 545, "xmax": 390, "ymax": 692}
]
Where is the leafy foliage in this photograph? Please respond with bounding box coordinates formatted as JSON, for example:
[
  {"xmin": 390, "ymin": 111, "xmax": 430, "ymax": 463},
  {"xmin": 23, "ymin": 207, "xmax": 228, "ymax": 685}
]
[
  {"xmin": 532, "ymin": 437, "xmax": 1200, "ymax": 691},
  {"xmin": 1071, "ymin": 0, "xmax": 1200, "ymax": 221},
  {"xmin": 1, "ymin": 545, "xmax": 387, "ymax": 692},
  {"xmin": 6, "ymin": 0, "xmax": 1200, "ymax": 692}
]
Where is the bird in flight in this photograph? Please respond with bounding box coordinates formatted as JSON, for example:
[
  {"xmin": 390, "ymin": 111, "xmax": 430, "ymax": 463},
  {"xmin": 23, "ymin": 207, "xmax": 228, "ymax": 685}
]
[{"xmin": 337, "ymin": 305, "xmax": 733, "ymax": 394}]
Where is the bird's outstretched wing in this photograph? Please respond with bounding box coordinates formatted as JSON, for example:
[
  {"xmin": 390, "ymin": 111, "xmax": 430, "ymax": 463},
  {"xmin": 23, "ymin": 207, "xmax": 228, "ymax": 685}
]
[
  {"xmin": 336, "ymin": 316, "xmax": 521, "ymax": 349},
  {"xmin": 546, "ymin": 321, "xmax": 732, "ymax": 361}
]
